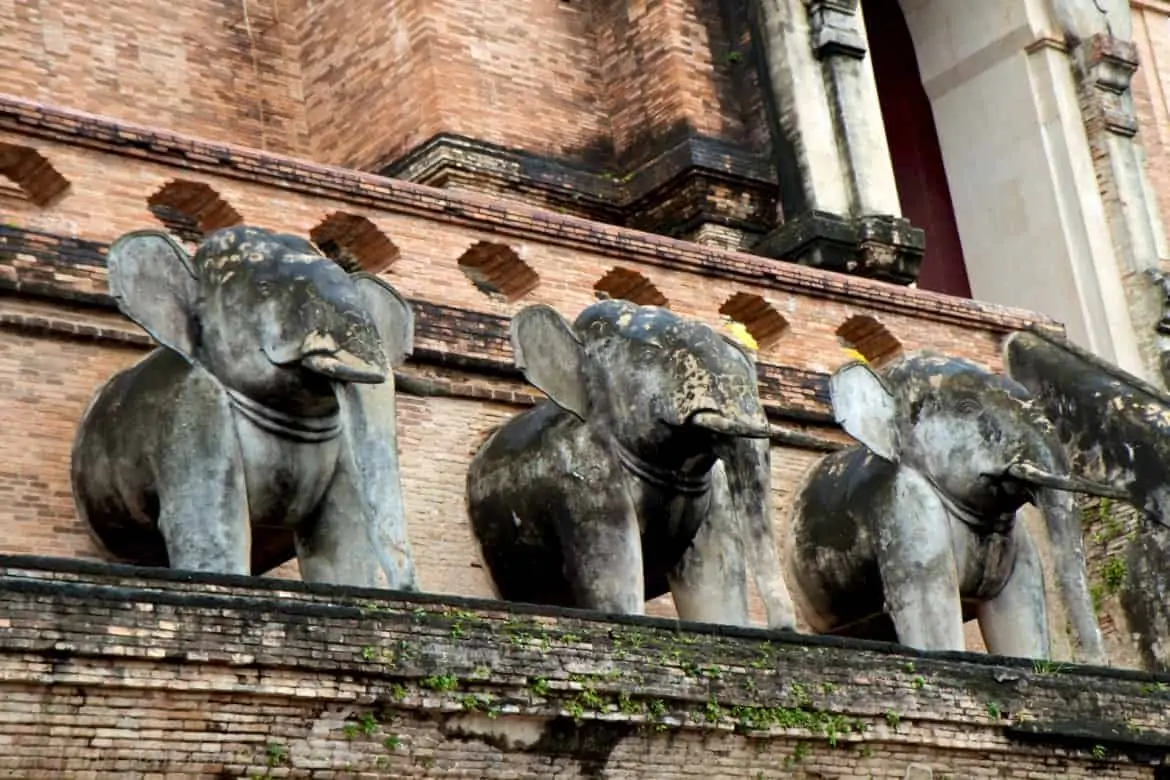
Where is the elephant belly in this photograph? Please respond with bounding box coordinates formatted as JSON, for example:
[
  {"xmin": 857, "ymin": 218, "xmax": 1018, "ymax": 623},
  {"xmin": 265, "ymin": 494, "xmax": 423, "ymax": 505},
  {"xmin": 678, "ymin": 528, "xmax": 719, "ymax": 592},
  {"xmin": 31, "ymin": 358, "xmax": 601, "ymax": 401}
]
[
  {"xmin": 234, "ymin": 417, "xmax": 341, "ymax": 530},
  {"xmin": 70, "ymin": 352, "xmax": 184, "ymax": 567},
  {"xmin": 466, "ymin": 405, "xmax": 587, "ymax": 608},
  {"xmin": 786, "ymin": 448, "xmax": 890, "ymax": 634}
]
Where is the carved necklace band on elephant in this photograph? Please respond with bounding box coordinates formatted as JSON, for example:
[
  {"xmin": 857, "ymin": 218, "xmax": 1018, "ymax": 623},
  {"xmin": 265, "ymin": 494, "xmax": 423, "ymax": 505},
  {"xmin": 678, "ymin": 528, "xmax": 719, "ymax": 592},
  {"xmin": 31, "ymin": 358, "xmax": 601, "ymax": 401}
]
[
  {"xmin": 225, "ymin": 387, "xmax": 343, "ymax": 444},
  {"xmin": 921, "ymin": 470, "xmax": 1015, "ymax": 537},
  {"xmin": 614, "ymin": 440, "xmax": 713, "ymax": 496}
]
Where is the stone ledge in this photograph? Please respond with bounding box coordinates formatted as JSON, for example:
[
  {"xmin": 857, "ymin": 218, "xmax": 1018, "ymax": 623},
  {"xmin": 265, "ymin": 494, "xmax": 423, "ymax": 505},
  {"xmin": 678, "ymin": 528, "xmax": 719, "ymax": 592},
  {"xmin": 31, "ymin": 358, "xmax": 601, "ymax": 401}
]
[
  {"xmin": 0, "ymin": 554, "xmax": 1167, "ymax": 777},
  {"xmin": 0, "ymin": 93, "xmax": 1056, "ymax": 332},
  {"xmin": 380, "ymin": 132, "xmax": 779, "ymax": 239}
]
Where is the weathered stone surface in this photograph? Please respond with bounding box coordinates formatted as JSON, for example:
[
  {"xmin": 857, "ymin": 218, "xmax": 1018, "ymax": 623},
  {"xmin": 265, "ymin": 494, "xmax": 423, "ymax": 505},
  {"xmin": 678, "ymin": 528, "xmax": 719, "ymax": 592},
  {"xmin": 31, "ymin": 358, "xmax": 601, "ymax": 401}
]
[
  {"xmin": 467, "ymin": 300, "xmax": 796, "ymax": 630},
  {"xmin": 1005, "ymin": 326, "xmax": 1170, "ymax": 673},
  {"xmin": 71, "ymin": 226, "xmax": 418, "ymax": 590},
  {"xmin": 787, "ymin": 352, "xmax": 1121, "ymax": 664},
  {"xmin": 0, "ymin": 554, "xmax": 1167, "ymax": 778}
]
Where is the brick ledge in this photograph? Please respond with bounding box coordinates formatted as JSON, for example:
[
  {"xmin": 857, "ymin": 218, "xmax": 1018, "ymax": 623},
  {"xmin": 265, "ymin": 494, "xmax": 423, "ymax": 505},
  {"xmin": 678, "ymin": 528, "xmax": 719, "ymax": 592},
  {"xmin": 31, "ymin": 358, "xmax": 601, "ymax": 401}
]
[
  {"xmin": 0, "ymin": 554, "xmax": 1166, "ymax": 773},
  {"xmin": 0, "ymin": 93, "xmax": 1057, "ymax": 333}
]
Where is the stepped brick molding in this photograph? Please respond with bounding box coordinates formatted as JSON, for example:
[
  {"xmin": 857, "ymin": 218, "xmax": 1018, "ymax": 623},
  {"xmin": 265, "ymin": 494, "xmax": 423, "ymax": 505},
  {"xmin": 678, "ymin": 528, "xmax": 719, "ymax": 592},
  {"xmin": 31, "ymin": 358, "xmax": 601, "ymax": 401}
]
[
  {"xmin": 0, "ymin": 94, "xmax": 1052, "ymax": 332},
  {"xmin": 0, "ymin": 555, "xmax": 1167, "ymax": 778}
]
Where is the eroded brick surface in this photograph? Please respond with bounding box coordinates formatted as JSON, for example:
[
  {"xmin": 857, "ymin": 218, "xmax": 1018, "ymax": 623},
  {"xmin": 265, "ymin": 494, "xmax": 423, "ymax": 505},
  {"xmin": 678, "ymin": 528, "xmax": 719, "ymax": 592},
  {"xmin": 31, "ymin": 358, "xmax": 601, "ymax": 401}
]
[{"xmin": 0, "ymin": 557, "xmax": 1164, "ymax": 779}]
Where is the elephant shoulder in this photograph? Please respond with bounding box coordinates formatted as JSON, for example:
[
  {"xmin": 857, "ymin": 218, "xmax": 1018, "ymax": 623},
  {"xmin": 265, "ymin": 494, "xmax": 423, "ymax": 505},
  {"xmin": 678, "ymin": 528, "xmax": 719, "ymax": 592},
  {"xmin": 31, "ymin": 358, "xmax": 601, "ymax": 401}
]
[{"xmin": 481, "ymin": 401, "xmax": 580, "ymax": 458}]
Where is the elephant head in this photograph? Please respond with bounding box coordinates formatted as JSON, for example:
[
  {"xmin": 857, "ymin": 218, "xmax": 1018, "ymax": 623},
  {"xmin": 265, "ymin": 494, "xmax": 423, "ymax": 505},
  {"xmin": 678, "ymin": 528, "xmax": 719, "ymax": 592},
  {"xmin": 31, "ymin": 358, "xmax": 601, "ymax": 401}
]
[
  {"xmin": 830, "ymin": 352, "xmax": 1128, "ymax": 662},
  {"xmin": 107, "ymin": 226, "xmax": 414, "ymax": 415},
  {"xmin": 507, "ymin": 299, "xmax": 793, "ymax": 628}
]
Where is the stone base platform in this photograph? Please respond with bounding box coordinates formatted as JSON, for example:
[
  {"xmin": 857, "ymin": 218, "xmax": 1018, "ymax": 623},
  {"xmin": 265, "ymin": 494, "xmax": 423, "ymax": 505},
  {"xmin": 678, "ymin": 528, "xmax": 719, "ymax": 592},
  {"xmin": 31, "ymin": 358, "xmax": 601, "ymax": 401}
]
[{"xmin": 0, "ymin": 555, "xmax": 1168, "ymax": 779}]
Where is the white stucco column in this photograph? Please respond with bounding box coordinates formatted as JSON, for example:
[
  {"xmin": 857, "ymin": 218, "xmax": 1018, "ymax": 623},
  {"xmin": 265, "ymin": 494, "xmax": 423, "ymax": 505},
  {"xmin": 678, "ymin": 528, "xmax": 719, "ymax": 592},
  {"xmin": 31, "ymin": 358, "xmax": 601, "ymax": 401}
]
[
  {"xmin": 895, "ymin": 0, "xmax": 1149, "ymax": 377},
  {"xmin": 751, "ymin": 0, "xmax": 925, "ymax": 284}
]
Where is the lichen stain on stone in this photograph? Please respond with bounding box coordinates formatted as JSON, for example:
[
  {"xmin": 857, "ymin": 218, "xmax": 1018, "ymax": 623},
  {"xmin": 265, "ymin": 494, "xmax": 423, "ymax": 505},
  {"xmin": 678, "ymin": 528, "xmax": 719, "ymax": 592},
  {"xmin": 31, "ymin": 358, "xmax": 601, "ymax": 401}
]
[{"xmin": 440, "ymin": 713, "xmax": 634, "ymax": 779}]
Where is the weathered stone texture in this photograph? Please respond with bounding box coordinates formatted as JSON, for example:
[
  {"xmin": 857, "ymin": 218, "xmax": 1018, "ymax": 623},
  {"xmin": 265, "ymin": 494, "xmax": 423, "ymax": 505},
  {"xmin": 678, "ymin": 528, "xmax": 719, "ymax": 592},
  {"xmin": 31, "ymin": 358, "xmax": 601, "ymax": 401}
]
[{"xmin": 0, "ymin": 556, "xmax": 1166, "ymax": 778}]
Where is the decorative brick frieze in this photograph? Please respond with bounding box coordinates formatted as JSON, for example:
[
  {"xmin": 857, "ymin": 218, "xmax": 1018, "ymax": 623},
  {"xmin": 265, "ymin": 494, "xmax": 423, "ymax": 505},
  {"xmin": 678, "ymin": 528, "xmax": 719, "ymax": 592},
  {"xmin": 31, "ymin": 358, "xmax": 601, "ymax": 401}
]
[
  {"xmin": 0, "ymin": 224, "xmax": 844, "ymax": 432},
  {"xmin": 755, "ymin": 210, "xmax": 925, "ymax": 285},
  {"xmin": 1075, "ymin": 33, "xmax": 1142, "ymax": 138},
  {"xmin": 0, "ymin": 555, "xmax": 1166, "ymax": 778},
  {"xmin": 807, "ymin": 0, "xmax": 867, "ymax": 60},
  {"xmin": 0, "ymin": 94, "xmax": 1047, "ymax": 331}
]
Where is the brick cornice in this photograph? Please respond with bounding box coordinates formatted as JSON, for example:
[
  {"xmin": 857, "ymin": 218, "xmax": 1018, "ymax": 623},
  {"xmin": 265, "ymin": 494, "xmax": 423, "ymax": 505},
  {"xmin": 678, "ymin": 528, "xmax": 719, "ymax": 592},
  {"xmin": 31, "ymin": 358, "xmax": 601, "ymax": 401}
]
[{"xmin": 0, "ymin": 94, "xmax": 1057, "ymax": 333}]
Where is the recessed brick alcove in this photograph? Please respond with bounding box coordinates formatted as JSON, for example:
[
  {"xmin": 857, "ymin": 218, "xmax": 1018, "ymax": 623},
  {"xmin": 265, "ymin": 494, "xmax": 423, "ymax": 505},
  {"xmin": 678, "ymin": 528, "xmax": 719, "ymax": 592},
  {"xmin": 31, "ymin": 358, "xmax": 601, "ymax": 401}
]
[
  {"xmin": 1, "ymin": 555, "xmax": 1168, "ymax": 778},
  {"xmin": 0, "ymin": 142, "xmax": 70, "ymax": 206},
  {"xmin": 146, "ymin": 179, "xmax": 243, "ymax": 244}
]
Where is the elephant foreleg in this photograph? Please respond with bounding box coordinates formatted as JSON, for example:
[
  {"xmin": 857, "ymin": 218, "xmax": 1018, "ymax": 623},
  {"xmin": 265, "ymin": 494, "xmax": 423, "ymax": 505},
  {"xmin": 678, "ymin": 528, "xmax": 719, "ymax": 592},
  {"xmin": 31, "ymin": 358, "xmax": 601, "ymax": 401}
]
[
  {"xmin": 878, "ymin": 470, "xmax": 965, "ymax": 651},
  {"xmin": 296, "ymin": 466, "xmax": 414, "ymax": 590},
  {"xmin": 155, "ymin": 392, "xmax": 251, "ymax": 575},
  {"xmin": 975, "ymin": 524, "xmax": 1050, "ymax": 660},
  {"xmin": 558, "ymin": 491, "xmax": 645, "ymax": 615},
  {"xmin": 669, "ymin": 477, "xmax": 751, "ymax": 627}
]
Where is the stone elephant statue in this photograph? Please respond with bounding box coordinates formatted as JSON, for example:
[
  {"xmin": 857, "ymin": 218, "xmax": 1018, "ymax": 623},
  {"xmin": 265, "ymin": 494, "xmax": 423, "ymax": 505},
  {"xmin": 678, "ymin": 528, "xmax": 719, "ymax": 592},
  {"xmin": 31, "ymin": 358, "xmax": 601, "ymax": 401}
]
[
  {"xmin": 466, "ymin": 299, "xmax": 797, "ymax": 629},
  {"xmin": 1004, "ymin": 325, "xmax": 1170, "ymax": 671},
  {"xmin": 784, "ymin": 351, "xmax": 1127, "ymax": 663},
  {"xmin": 71, "ymin": 226, "xmax": 418, "ymax": 590}
]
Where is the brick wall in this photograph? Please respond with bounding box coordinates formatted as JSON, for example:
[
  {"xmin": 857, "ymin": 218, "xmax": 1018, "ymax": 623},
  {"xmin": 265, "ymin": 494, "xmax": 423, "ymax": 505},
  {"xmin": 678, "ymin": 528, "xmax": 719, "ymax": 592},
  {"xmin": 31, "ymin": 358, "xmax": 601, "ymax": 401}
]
[
  {"xmin": 0, "ymin": 93, "xmax": 1079, "ymax": 640},
  {"xmin": 0, "ymin": 0, "xmax": 309, "ymax": 156},
  {"xmin": 0, "ymin": 0, "xmax": 767, "ymax": 178},
  {"xmin": 1, "ymin": 556, "xmax": 1167, "ymax": 779},
  {"xmin": 1132, "ymin": 1, "xmax": 1170, "ymax": 237}
]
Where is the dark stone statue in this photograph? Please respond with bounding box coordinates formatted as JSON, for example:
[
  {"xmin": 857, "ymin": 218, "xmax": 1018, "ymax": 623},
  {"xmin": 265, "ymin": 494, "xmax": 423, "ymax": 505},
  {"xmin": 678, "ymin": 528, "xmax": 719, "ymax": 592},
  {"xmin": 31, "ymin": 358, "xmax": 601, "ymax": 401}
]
[
  {"xmin": 785, "ymin": 351, "xmax": 1125, "ymax": 663},
  {"xmin": 71, "ymin": 226, "xmax": 418, "ymax": 590},
  {"xmin": 466, "ymin": 300, "xmax": 797, "ymax": 629},
  {"xmin": 1004, "ymin": 326, "xmax": 1170, "ymax": 671}
]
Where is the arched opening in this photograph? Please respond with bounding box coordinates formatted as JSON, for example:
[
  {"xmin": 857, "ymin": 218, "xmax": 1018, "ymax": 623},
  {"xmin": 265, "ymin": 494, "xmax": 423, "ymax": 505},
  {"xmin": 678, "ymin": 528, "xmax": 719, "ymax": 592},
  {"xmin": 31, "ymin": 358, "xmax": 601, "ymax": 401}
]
[
  {"xmin": 0, "ymin": 143, "xmax": 70, "ymax": 207},
  {"xmin": 310, "ymin": 212, "xmax": 400, "ymax": 274},
  {"xmin": 146, "ymin": 180, "xmax": 243, "ymax": 244},
  {"xmin": 457, "ymin": 241, "xmax": 540, "ymax": 302},
  {"xmin": 863, "ymin": 0, "xmax": 971, "ymax": 298},
  {"xmin": 837, "ymin": 314, "xmax": 903, "ymax": 367},
  {"xmin": 593, "ymin": 267, "xmax": 669, "ymax": 307},
  {"xmin": 719, "ymin": 292, "xmax": 789, "ymax": 352}
]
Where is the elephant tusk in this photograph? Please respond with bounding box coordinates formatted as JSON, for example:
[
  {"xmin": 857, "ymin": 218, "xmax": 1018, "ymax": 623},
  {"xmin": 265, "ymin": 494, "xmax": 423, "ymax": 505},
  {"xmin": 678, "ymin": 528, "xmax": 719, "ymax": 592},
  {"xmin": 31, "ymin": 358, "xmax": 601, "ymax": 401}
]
[
  {"xmin": 1003, "ymin": 461, "xmax": 1131, "ymax": 500},
  {"xmin": 688, "ymin": 410, "xmax": 771, "ymax": 439},
  {"xmin": 301, "ymin": 351, "xmax": 388, "ymax": 384}
]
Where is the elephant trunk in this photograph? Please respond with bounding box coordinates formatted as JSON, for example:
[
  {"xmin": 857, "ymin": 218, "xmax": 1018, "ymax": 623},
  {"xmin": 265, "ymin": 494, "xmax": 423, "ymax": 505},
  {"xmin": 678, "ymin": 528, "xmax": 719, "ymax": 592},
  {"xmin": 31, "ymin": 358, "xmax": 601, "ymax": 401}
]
[
  {"xmin": 715, "ymin": 435, "xmax": 798, "ymax": 630},
  {"xmin": 1012, "ymin": 440, "xmax": 1110, "ymax": 665},
  {"xmin": 1032, "ymin": 483, "xmax": 1106, "ymax": 665}
]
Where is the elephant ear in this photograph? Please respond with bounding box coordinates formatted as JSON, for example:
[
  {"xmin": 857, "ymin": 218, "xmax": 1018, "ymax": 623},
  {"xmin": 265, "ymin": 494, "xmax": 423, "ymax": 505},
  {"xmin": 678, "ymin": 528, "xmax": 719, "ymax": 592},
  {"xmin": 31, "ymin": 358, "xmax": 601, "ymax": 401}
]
[
  {"xmin": 511, "ymin": 304, "xmax": 588, "ymax": 420},
  {"xmin": 106, "ymin": 230, "xmax": 199, "ymax": 361},
  {"xmin": 829, "ymin": 361, "xmax": 900, "ymax": 462},
  {"xmin": 351, "ymin": 272, "xmax": 415, "ymax": 368}
]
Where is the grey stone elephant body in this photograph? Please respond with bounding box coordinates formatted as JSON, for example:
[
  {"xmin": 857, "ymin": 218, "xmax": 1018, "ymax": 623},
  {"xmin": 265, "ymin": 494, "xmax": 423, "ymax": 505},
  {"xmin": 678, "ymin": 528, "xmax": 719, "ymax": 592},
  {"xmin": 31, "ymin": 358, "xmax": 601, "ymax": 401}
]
[
  {"xmin": 466, "ymin": 300, "xmax": 796, "ymax": 629},
  {"xmin": 785, "ymin": 351, "xmax": 1124, "ymax": 662},
  {"xmin": 1004, "ymin": 326, "xmax": 1170, "ymax": 671},
  {"xmin": 72, "ymin": 226, "xmax": 418, "ymax": 589}
]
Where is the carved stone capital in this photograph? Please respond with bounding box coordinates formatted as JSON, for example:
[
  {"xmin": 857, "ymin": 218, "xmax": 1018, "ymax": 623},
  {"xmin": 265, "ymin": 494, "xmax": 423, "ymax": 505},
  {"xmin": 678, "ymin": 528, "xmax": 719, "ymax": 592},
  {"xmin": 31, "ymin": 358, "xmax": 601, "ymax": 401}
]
[
  {"xmin": 753, "ymin": 210, "xmax": 924, "ymax": 285},
  {"xmin": 806, "ymin": 0, "xmax": 866, "ymax": 60},
  {"xmin": 1074, "ymin": 32, "xmax": 1140, "ymax": 136}
]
